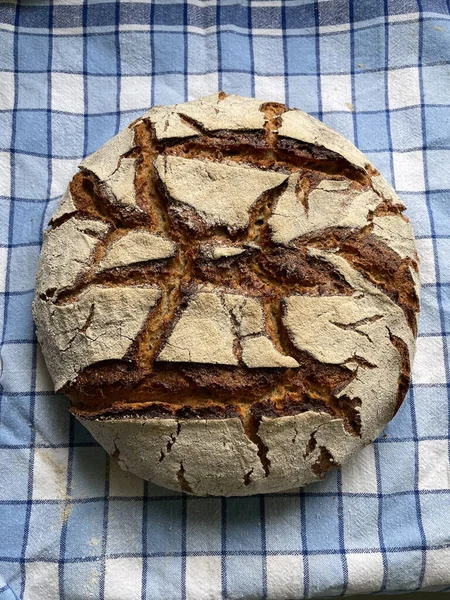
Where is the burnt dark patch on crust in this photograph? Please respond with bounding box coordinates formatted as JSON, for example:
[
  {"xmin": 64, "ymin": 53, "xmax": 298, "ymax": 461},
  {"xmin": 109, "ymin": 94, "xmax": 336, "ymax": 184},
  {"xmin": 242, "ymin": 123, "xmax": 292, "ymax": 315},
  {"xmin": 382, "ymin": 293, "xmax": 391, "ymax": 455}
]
[{"xmin": 311, "ymin": 445, "xmax": 338, "ymax": 478}]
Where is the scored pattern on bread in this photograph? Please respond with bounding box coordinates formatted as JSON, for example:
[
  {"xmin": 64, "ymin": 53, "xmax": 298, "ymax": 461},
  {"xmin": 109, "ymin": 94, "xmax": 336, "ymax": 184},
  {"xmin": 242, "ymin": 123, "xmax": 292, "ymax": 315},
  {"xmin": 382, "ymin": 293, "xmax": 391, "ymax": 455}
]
[{"xmin": 33, "ymin": 93, "xmax": 419, "ymax": 495}]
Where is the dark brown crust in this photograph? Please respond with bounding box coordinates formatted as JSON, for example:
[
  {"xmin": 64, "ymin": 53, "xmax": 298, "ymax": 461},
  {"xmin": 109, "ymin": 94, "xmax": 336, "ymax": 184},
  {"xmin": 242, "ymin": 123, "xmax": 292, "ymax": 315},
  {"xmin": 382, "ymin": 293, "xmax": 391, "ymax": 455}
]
[{"xmin": 52, "ymin": 94, "xmax": 417, "ymax": 438}]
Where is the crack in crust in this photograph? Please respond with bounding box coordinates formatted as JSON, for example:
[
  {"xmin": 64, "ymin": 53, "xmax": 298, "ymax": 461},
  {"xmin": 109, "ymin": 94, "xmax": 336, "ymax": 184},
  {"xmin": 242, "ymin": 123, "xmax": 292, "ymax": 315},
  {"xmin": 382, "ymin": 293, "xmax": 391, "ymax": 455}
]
[{"xmin": 39, "ymin": 94, "xmax": 418, "ymax": 448}]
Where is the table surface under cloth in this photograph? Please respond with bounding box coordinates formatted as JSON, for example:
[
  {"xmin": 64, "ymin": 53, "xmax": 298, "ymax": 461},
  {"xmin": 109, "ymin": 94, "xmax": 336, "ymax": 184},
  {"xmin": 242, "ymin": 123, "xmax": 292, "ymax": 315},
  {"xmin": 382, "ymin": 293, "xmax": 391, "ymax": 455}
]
[{"xmin": 0, "ymin": 1, "xmax": 449, "ymax": 599}]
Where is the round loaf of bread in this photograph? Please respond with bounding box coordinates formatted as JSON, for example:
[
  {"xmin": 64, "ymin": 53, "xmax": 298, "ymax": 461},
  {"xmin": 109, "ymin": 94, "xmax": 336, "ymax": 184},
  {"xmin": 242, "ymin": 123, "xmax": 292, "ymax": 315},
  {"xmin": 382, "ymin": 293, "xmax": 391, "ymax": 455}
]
[{"xmin": 33, "ymin": 93, "xmax": 420, "ymax": 496}]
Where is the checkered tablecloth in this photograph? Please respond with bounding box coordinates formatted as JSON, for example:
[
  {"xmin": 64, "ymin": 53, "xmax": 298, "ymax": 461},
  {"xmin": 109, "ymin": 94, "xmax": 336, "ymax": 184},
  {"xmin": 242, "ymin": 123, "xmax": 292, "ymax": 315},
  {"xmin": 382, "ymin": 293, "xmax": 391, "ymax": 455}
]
[{"xmin": 1, "ymin": 1, "xmax": 450, "ymax": 599}]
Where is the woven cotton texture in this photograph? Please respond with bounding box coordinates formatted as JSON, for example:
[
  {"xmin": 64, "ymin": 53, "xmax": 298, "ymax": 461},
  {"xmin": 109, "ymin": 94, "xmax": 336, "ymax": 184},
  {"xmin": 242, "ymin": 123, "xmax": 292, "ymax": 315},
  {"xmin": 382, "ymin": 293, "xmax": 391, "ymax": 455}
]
[{"xmin": 1, "ymin": 1, "xmax": 450, "ymax": 599}]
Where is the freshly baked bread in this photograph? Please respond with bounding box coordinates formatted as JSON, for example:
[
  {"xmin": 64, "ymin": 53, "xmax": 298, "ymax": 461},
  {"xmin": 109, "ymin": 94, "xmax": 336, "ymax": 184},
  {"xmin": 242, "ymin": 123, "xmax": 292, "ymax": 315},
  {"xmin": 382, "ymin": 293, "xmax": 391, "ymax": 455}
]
[{"xmin": 33, "ymin": 93, "xmax": 419, "ymax": 496}]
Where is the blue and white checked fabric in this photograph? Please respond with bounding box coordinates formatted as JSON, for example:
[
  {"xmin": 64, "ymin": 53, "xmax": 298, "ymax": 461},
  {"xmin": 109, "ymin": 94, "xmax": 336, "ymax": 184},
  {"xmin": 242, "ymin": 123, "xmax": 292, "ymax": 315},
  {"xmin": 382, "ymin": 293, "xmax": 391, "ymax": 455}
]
[{"xmin": 1, "ymin": 1, "xmax": 450, "ymax": 598}]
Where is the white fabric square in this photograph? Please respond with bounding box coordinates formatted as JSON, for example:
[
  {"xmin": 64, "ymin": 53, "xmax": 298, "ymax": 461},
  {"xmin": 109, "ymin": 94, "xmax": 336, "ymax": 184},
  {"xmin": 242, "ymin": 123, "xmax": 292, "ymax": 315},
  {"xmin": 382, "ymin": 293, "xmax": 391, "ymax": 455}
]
[
  {"xmin": 388, "ymin": 67, "xmax": 420, "ymax": 109},
  {"xmin": 255, "ymin": 76, "xmax": 286, "ymax": 103},
  {"xmin": 321, "ymin": 73, "xmax": 352, "ymax": 113},
  {"xmin": 188, "ymin": 73, "xmax": 219, "ymax": 101},
  {"xmin": 33, "ymin": 447, "xmax": 69, "ymax": 500},
  {"xmin": 24, "ymin": 561, "xmax": 59, "ymax": 600},
  {"xmin": 104, "ymin": 557, "xmax": 143, "ymax": 600},
  {"xmin": 186, "ymin": 555, "xmax": 221, "ymax": 600},
  {"xmin": 413, "ymin": 337, "xmax": 447, "ymax": 384},
  {"xmin": 35, "ymin": 345, "xmax": 54, "ymax": 392},
  {"xmin": 0, "ymin": 72, "xmax": 14, "ymax": 110},
  {"xmin": 393, "ymin": 151, "xmax": 424, "ymax": 192},
  {"xmin": 266, "ymin": 555, "xmax": 303, "ymax": 599},
  {"xmin": 0, "ymin": 151, "xmax": 11, "ymax": 196},
  {"xmin": 423, "ymin": 547, "xmax": 450, "ymax": 588},
  {"xmin": 120, "ymin": 76, "xmax": 151, "ymax": 111},
  {"xmin": 341, "ymin": 444, "xmax": 378, "ymax": 494},
  {"xmin": 109, "ymin": 458, "xmax": 144, "ymax": 497},
  {"xmin": 0, "ymin": 247, "xmax": 7, "ymax": 293},
  {"xmin": 346, "ymin": 552, "xmax": 384, "ymax": 594},
  {"xmin": 50, "ymin": 158, "xmax": 80, "ymax": 197},
  {"xmin": 419, "ymin": 440, "xmax": 450, "ymax": 490},
  {"xmin": 52, "ymin": 73, "xmax": 84, "ymax": 113},
  {"xmin": 415, "ymin": 238, "xmax": 436, "ymax": 285}
]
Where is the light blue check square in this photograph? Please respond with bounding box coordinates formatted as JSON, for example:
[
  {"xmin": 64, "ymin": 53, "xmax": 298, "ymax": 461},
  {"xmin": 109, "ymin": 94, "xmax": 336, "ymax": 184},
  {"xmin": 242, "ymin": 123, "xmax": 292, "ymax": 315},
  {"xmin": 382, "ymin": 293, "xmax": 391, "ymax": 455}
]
[
  {"xmin": 253, "ymin": 36, "xmax": 284, "ymax": 76},
  {"xmin": 107, "ymin": 499, "xmax": 144, "ymax": 554},
  {"xmin": 436, "ymin": 238, "xmax": 450, "ymax": 283},
  {"xmin": 0, "ymin": 113, "xmax": 12, "ymax": 148},
  {"xmin": 18, "ymin": 34, "xmax": 49, "ymax": 72},
  {"xmin": 420, "ymin": 492, "xmax": 450, "ymax": 547},
  {"xmin": 226, "ymin": 555, "xmax": 264, "ymax": 600},
  {"xmin": 286, "ymin": 35, "xmax": 317, "ymax": 75},
  {"xmin": 3, "ymin": 292, "xmax": 34, "ymax": 343},
  {"xmin": 62, "ymin": 563, "xmax": 101, "ymax": 600},
  {"xmin": 0, "ymin": 503, "xmax": 28, "ymax": 558},
  {"xmin": 422, "ymin": 18, "xmax": 450, "ymax": 66},
  {"xmin": 87, "ymin": 75, "xmax": 118, "ymax": 115},
  {"xmin": 413, "ymin": 385, "xmax": 449, "ymax": 439},
  {"xmin": 15, "ymin": 111, "xmax": 48, "ymax": 155},
  {"xmin": 120, "ymin": 31, "xmax": 152, "ymax": 76},
  {"xmin": 390, "ymin": 107, "xmax": 423, "ymax": 152},
  {"xmin": 354, "ymin": 71, "xmax": 387, "ymax": 112},
  {"xmin": 287, "ymin": 76, "xmax": 319, "ymax": 114},
  {"xmin": 8, "ymin": 244, "xmax": 40, "ymax": 293},
  {"xmin": 10, "ymin": 200, "xmax": 46, "ymax": 246},
  {"xmin": 14, "ymin": 153, "xmax": 49, "ymax": 199},
  {"xmin": 377, "ymin": 441, "xmax": 416, "ymax": 493},
  {"xmin": 53, "ymin": 35, "xmax": 84, "ymax": 74},
  {"xmin": 343, "ymin": 496, "xmax": 380, "ymax": 550},
  {"xmin": 220, "ymin": 72, "xmax": 253, "ymax": 97},
  {"xmin": 365, "ymin": 150, "xmax": 393, "ymax": 184},
  {"xmin": 303, "ymin": 494, "xmax": 341, "ymax": 552},
  {"xmin": 0, "ymin": 198, "xmax": 11, "ymax": 244},
  {"xmin": 220, "ymin": 32, "xmax": 252, "ymax": 73},
  {"xmin": 17, "ymin": 73, "xmax": 49, "ymax": 110},
  {"xmin": 320, "ymin": 32, "xmax": 350, "ymax": 74},
  {"xmin": 0, "ymin": 30, "xmax": 13, "ymax": 71},
  {"xmin": 388, "ymin": 21, "xmax": 419, "ymax": 69},
  {"xmin": 356, "ymin": 110, "xmax": 390, "ymax": 152},
  {"xmin": 146, "ymin": 498, "xmax": 183, "ymax": 554},
  {"xmin": 428, "ymin": 191, "xmax": 450, "ymax": 237},
  {"xmin": 265, "ymin": 495, "xmax": 302, "ymax": 552},
  {"xmin": 426, "ymin": 149, "xmax": 450, "ymax": 191},
  {"xmin": 188, "ymin": 34, "xmax": 218, "ymax": 75},
  {"xmin": 0, "ymin": 395, "xmax": 32, "ymax": 447},
  {"xmin": 225, "ymin": 497, "xmax": 262, "ymax": 552},
  {"xmin": 153, "ymin": 32, "xmax": 186, "ymax": 74},
  {"xmin": 382, "ymin": 392, "xmax": 414, "ymax": 440},
  {"xmin": 423, "ymin": 64, "xmax": 450, "ymax": 105},
  {"xmin": 34, "ymin": 394, "xmax": 71, "ymax": 446},
  {"xmin": 64, "ymin": 501, "xmax": 105, "ymax": 559},
  {"xmin": 146, "ymin": 557, "xmax": 182, "ymax": 600},
  {"xmin": 308, "ymin": 554, "xmax": 345, "ymax": 597},
  {"xmin": 52, "ymin": 113, "xmax": 84, "ymax": 157},
  {"xmin": 26, "ymin": 502, "xmax": 65, "ymax": 560},
  {"xmin": 0, "ymin": 343, "xmax": 34, "ymax": 394},
  {"xmin": 382, "ymin": 494, "xmax": 423, "ymax": 549},
  {"xmin": 0, "ymin": 449, "xmax": 30, "ymax": 501},
  {"xmin": 354, "ymin": 24, "xmax": 385, "ymax": 71},
  {"xmin": 322, "ymin": 112, "xmax": 354, "ymax": 143},
  {"xmin": 419, "ymin": 286, "xmax": 442, "ymax": 335},
  {"xmin": 403, "ymin": 192, "xmax": 431, "ymax": 237},
  {"xmin": 440, "ymin": 285, "xmax": 450, "ymax": 337},
  {"xmin": 86, "ymin": 113, "xmax": 118, "ymax": 155},
  {"xmin": 86, "ymin": 33, "xmax": 118, "ymax": 76},
  {"xmin": 186, "ymin": 497, "xmax": 222, "ymax": 553},
  {"xmin": 425, "ymin": 106, "xmax": 450, "ymax": 151},
  {"xmin": 385, "ymin": 550, "xmax": 423, "ymax": 591},
  {"xmin": 153, "ymin": 74, "xmax": 186, "ymax": 105},
  {"xmin": 70, "ymin": 446, "xmax": 107, "ymax": 499}
]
